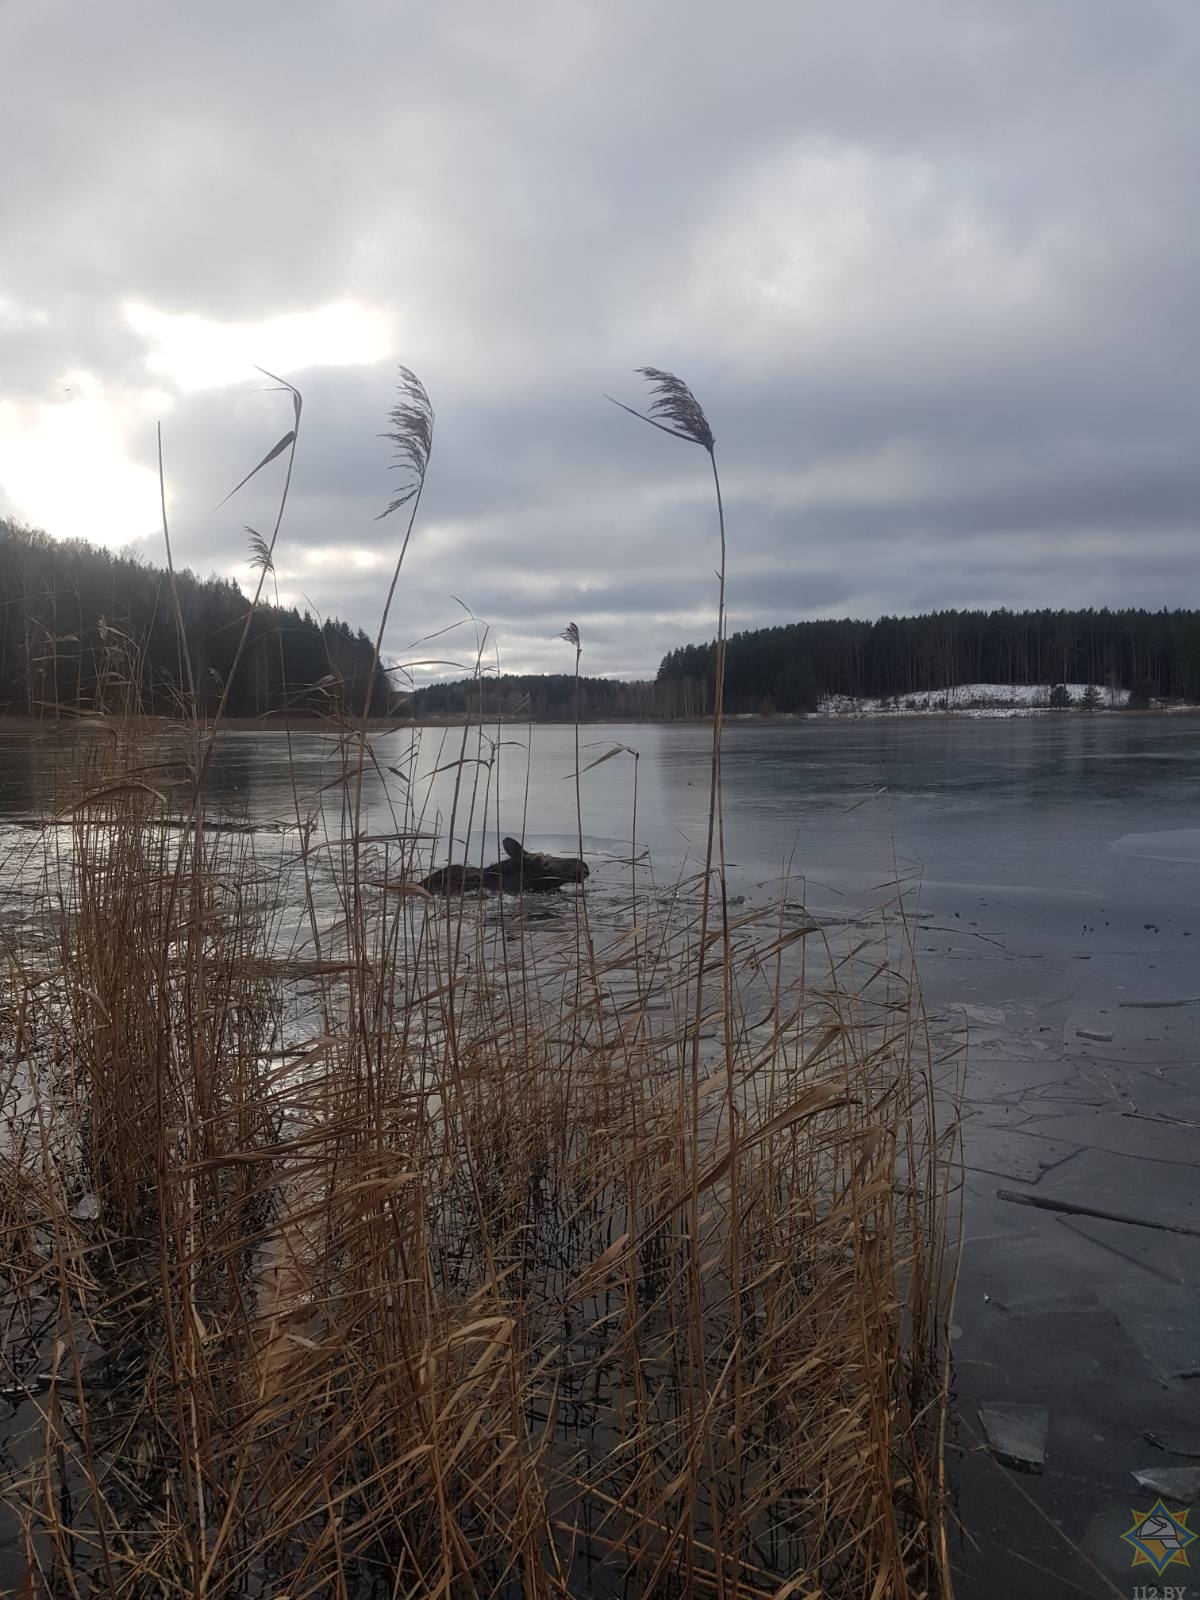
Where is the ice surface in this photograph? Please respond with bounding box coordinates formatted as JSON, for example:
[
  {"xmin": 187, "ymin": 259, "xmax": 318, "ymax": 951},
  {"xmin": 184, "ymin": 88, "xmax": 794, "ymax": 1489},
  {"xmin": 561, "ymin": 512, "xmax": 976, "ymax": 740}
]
[
  {"xmin": 977, "ymin": 1403, "xmax": 1049, "ymax": 1473},
  {"xmin": 1111, "ymin": 828, "xmax": 1200, "ymax": 864},
  {"xmin": 1099, "ymin": 1284, "xmax": 1200, "ymax": 1381}
]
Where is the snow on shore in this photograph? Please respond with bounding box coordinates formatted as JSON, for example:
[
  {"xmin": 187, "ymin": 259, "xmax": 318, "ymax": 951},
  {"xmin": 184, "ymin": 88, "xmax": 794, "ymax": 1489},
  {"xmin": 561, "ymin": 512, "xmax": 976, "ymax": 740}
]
[{"xmin": 818, "ymin": 683, "xmax": 1131, "ymax": 718}]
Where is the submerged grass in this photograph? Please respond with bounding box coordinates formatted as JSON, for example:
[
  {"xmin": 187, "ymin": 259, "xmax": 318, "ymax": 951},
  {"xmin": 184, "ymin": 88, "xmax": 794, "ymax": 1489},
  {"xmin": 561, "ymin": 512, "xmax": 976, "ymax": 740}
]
[{"xmin": 0, "ymin": 370, "xmax": 956, "ymax": 1597}]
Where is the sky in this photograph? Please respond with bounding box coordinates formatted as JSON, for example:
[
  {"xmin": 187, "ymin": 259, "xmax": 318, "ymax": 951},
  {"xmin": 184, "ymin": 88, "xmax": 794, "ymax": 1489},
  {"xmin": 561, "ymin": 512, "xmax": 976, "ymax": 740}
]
[{"xmin": 1, "ymin": 0, "xmax": 1197, "ymax": 683}]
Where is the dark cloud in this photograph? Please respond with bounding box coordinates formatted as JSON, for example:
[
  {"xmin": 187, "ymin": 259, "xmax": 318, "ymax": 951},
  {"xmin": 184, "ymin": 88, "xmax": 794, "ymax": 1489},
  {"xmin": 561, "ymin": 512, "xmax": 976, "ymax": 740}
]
[{"xmin": 1, "ymin": 0, "xmax": 1197, "ymax": 679}]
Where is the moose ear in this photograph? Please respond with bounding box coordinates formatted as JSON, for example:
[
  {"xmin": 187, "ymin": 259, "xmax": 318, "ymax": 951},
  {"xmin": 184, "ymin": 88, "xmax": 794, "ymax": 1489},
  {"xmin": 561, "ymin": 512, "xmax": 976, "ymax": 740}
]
[{"xmin": 502, "ymin": 836, "xmax": 525, "ymax": 861}]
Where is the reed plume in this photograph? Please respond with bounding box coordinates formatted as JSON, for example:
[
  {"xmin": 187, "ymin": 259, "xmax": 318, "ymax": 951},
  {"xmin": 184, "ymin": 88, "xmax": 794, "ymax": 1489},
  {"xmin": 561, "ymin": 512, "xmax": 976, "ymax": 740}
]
[{"xmin": 377, "ymin": 364, "xmax": 435, "ymax": 520}]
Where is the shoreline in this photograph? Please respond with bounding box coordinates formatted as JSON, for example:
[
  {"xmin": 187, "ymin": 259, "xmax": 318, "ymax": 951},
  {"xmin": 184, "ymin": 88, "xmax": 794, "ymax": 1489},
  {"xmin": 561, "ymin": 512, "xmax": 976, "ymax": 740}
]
[{"xmin": 1, "ymin": 705, "xmax": 1196, "ymax": 735}]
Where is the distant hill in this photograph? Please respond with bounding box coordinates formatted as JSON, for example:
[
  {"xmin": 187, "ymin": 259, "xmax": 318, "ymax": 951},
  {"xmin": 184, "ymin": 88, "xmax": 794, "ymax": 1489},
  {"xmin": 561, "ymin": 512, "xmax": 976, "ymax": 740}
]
[
  {"xmin": 391, "ymin": 606, "xmax": 1200, "ymax": 722},
  {"xmin": 0, "ymin": 520, "xmax": 391, "ymax": 719},
  {"xmin": 655, "ymin": 608, "xmax": 1200, "ymax": 714}
]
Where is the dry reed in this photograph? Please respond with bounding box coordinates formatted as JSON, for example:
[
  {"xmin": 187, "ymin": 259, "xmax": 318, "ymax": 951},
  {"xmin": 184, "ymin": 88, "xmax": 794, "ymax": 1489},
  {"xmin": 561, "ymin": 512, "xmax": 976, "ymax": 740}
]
[{"xmin": 0, "ymin": 369, "xmax": 956, "ymax": 1598}]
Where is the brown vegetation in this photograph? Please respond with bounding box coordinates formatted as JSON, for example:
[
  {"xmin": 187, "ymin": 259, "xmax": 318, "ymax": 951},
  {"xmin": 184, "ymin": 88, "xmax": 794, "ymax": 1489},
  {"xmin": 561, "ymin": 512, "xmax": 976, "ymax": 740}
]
[{"xmin": 0, "ymin": 369, "xmax": 956, "ymax": 1597}]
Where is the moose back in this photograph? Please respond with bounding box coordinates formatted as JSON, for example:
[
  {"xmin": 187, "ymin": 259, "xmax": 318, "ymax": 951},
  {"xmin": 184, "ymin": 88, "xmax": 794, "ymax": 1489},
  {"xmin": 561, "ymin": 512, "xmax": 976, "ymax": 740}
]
[{"xmin": 422, "ymin": 836, "xmax": 590, "ymax": 895}]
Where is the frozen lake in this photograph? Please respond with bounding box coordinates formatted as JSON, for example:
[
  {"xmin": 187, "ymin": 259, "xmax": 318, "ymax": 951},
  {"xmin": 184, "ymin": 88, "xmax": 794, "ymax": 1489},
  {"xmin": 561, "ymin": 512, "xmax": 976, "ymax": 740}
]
[
  {"xmin": 3, "ymin": 711, "xmax": 1199, "ymax": 1596},
  {"xmin": 3, "ymin": 713, "xmax": 1199, "ymax": 1005}
]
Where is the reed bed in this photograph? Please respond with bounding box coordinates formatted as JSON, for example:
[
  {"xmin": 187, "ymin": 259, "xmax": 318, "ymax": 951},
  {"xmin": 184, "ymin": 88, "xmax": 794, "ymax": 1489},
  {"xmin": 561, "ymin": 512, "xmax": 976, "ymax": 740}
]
[{"xmin": 0, "ymin": 368, "xmax": 956, "ymax": 1598}]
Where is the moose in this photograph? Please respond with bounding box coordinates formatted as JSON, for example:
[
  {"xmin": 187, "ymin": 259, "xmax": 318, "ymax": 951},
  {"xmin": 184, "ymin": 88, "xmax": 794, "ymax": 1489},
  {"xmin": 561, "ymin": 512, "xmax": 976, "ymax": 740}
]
[{"xmin": 422, "ymin": 836, "xmax": 590, "ymax": 896}]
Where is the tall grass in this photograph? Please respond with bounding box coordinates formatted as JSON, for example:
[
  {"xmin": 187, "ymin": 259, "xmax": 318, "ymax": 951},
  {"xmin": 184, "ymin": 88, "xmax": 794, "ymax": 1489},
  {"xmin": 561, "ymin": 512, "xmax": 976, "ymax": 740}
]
[{"xmin": 0, "ymin": 371, "xmax": 956, "ymax": 1598}]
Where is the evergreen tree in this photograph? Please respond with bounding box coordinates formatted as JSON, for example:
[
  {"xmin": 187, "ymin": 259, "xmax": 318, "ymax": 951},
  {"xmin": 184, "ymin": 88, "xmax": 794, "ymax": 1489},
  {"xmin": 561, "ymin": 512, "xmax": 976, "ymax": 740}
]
[{"xmin": 0, "ymin": 519, "xmax": 393, "ymax": 719}]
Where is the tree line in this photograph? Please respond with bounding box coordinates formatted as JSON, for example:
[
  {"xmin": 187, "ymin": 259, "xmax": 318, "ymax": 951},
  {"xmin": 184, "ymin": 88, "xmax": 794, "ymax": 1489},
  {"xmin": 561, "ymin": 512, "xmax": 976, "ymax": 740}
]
[
  {"xmin": 409, "ymin": 673, "xmax": 670, "ymax": 720},
  {"xmin": 5, "ymin": 521, "xmax": 1195, "ymax": 723},
  {"xmin": 0, "ymin": 520, "xmax": 392, "ymax": 719},
  {"xmin": 655, "ymin": 608, "xmax": 1200, "ymax": 714}
]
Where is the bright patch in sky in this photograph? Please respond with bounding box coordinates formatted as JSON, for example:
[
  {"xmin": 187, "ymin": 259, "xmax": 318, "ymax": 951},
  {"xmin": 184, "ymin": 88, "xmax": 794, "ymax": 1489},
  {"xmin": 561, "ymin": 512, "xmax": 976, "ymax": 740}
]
[
  {"xmin": 294, "ymin": 546, "xmax": 388, "ymax": 573},
  {"xmin": 1, "ymin": 298, "xmax": 397, "ymax": 559},
  {"xmin": 0, "ymin": 373, "xmax": 161, "ymax": 547},
  {"xmin": 125, "ymin": 299, "xmax": 396, "ymax": 393}
]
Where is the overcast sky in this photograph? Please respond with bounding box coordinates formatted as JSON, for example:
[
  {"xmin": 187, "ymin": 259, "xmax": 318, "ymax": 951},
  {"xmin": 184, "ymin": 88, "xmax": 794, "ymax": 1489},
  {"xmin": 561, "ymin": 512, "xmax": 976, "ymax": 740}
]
[{"xmin": 1, "ymin": 1, "xmax": 1197, "ymax": 681}]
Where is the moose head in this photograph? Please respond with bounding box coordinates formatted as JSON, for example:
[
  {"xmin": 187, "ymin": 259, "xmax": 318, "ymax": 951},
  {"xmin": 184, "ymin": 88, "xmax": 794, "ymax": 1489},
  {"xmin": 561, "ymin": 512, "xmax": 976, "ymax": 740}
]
[{"xmin": 498, "ymin": 836, "xmax": 589, "ymax": 891}]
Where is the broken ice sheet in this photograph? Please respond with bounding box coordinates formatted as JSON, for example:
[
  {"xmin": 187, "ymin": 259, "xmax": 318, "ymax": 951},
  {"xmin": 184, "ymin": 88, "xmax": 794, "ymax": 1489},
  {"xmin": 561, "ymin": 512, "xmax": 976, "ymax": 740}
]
[
  {"xmin": 977, "ymin": 1403, "xmax": 1048, "ymax": 1474},
  {"xmin": 1099, "ymin": 1284, "xmax": 1200, "ymax": 1381},
  {"xmin": 1133, "ymin": 1465, "xmax": 1200, "ymax": 1499},
  {"xmin": 1144, "ymin": 1429, "xmax": 1200, "ymax": 1459},
  {"xmin": 961, "ymin": 1005, "xmax": 1006, "ymax": 1027}
]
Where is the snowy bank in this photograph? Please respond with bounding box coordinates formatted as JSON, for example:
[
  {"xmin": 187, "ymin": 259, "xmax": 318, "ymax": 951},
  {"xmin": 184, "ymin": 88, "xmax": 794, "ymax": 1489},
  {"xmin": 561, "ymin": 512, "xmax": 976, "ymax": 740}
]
[{"xmin": 818, "ymin": 683, "xmax": 1131, "ymax": 718}]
